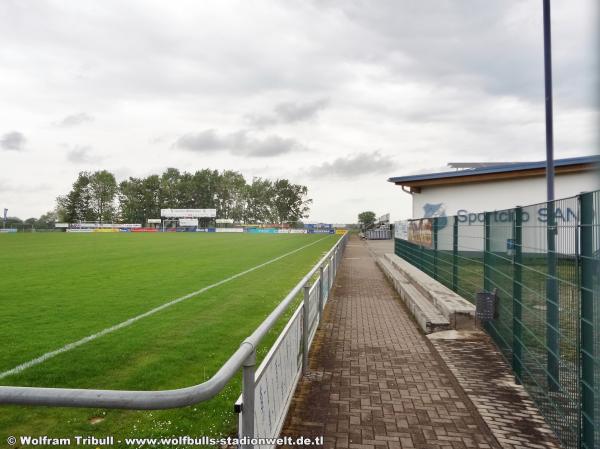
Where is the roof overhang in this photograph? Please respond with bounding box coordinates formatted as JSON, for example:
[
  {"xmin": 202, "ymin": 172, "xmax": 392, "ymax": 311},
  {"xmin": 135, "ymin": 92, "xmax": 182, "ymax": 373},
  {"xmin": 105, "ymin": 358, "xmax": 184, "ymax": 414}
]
[{"xmin": 388, "ymin": 156, "xmax": 600, "ymax": 191}]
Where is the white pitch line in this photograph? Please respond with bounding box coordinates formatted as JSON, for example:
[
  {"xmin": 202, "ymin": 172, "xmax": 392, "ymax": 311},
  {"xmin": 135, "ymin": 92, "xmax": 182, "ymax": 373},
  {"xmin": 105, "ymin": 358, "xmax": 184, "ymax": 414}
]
[{"xmin": 0, "ymin": 236, "xmax": 329, "ymax": 380}]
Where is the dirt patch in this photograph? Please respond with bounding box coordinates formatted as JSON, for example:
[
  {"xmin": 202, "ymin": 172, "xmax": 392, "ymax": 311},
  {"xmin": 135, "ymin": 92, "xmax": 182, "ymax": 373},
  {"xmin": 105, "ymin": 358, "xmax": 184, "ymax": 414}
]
[{"xmin": 88, "ymin": 416, "xmax": 104, "ymax": 425}]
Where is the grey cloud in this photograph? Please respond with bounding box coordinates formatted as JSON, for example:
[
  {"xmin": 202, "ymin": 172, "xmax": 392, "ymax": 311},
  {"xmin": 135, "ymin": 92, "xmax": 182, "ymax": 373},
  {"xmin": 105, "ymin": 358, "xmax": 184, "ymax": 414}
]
[
  {"xmin": 309, "ymin": 151, "xmax": 397, "ymax": 178},
  {"xmin": 0, "ymin": 180, "xmax": 51, "ymax": 193},
  {"xmin": 1, "ymin": 131, "xmax": 26, "ymax": 151},
  {"xmin": 275, "ymin": 99, "xmax": 328, "ymax": 123},
  {"xmin": 176, "ymin": 130, "xmax": 228, "ymax": 151},
  {"xmin": 175, "ymin": 130, "xmax": 305, "ymax": 157},
  {"xmin": 317, "ymin": 1, "xmax": 597, "ymax": 108},
  {"xmin": 57, "ymin": 113, "xmax": 94, "ymax": 127},
  {"xmin": 248, "ymin": 99, "xmax": 328, "ymax": 128},
  {"xmin": 66, "ymin": 145, "xmax": 101, "ymax": 163}
]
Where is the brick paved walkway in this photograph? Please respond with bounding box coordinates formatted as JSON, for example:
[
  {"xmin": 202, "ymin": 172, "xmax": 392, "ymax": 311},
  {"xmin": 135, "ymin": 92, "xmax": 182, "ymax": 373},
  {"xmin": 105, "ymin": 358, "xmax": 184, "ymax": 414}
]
[
  {"xmin": 280, "ymin": 237, "xmax": 500, "ymax": 449},
  {"xmin": 430, "ymin": 333, "xmax": 561, "ymax": 449}
]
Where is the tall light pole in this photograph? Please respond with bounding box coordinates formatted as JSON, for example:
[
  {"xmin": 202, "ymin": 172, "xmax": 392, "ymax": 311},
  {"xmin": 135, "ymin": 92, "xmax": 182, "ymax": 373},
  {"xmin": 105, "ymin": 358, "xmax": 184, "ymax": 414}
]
[
  {"xmin": 543, "ymin": 0, "xmax": 559, "ymax": 392},
  {"xmin": 543, "ymin": 1, "xmax": 555, "ymax": 200}
]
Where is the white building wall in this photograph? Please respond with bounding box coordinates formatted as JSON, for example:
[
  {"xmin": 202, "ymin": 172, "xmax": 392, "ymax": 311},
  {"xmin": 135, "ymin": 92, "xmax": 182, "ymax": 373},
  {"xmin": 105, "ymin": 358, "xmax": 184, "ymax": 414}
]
[
  {"xmin": 411, "ymin": 171, "xmax": 599, "ymax": 219},
  {"xmin": 403, "ymin": 171, "xmax": 599, "ymax": 253}
]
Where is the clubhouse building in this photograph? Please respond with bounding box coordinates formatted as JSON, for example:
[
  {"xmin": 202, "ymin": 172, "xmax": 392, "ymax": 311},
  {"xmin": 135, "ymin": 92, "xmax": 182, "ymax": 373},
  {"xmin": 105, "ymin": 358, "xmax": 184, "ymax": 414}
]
[{"xmin": 388, "ymin": 155, "xmax": 600, "ymax": 220}]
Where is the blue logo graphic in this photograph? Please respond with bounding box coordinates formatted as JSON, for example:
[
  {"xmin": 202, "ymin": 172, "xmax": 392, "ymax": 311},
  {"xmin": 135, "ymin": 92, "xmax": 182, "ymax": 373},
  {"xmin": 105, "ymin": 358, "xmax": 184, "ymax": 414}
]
[{"xmin": 423, "ymin": 203, "xmax": 448, "ymax": 230}]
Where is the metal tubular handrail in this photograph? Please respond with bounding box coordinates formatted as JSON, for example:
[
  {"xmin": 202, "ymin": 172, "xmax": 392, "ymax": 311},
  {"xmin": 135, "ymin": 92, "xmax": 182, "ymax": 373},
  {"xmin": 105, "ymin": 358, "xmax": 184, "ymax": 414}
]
[{"xmin": 0, "ymin": 233, "xmax": 348, "ymax": 410}]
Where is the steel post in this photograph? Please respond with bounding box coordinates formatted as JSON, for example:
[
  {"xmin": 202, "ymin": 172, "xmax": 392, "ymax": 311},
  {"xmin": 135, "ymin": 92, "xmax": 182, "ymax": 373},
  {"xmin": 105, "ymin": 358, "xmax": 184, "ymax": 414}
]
[
  {"xmin": 580, "ymin": 192, "xmax": 595, "ymax": 448},
  {"xmin": 546, "ymin": 199, "xmax": 560, "ymax": 392},
  {"xmin": 452, "ymin": 217, "xmax": 458, "ymax": 292},
  {"xmin": 318, "ymin": 266, "xmax": 324, "ymax": 317},
  {"xmin": 433, "ymin": 217, "xmax": 438, "ymax": 280},
  {"xmin": 484, "ymin": 212, "xmax": 491, "ymax": 292},
  {"xmin": 241, "ymin": 350, "xmax": 256, "ymax": 449},
  {"xmin": 512, "ymin": 207, "xmax": 523, "ymax": 383},
  {"xmin": 302, "ymin": 283, "xmax": 311, "ymax": 374}
]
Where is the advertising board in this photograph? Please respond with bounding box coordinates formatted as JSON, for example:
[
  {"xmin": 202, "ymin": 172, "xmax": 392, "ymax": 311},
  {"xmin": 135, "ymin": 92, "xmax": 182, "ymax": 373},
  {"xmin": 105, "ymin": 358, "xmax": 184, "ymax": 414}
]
[
  {"xmin": 179, "ymin": 218, "xmax": 199, "ymax": 227},
  {"xmin": 408, "ymin": 219, "xmax": 433, "ymax": 248},
  {"xmin": 161, "ymin": 209, "xmax": 216, "ymax": 218}
]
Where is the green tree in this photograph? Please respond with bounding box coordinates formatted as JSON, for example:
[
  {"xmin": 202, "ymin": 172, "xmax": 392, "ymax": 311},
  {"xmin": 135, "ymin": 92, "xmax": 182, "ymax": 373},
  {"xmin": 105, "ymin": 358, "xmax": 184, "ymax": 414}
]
[
  {"xmin": 216, "ymin": 170, "xmax": 247, "ymax": 222},
  {"xmin": 190, "ymin": 169, "xmax": 220, "ymax": 227},
  {"xmin": 118, "ymin": 177, "xmax": 144, "ymax": 224},
  {"xmin": 119, "ymin": 175, "xmax": 162, "ymax": 224},
  {"xmin": 36, "ymin": 210, "xmax": 58, "ymax": 228},
  {"xmin": 244, "ymin": 178, "xmax": 274, "ymax": 223},
  {"xmin": 56, "ymin": 168, "xmax": 312, "ymax": 227},
  {"xmin": 271, "ymin": 179, "xmax": 312, "ymax": 225},
  {"xmin": 89, "ymin": 170, "xmax": 117, "ymax": 222},
  {"xmin": 190, "ymin": 169, "xmax": 219, "ymax": 209},
  {"xmin": 3, "ymin": 216, "xmax": 22, "ymax": 228},
  {"xmin": 159, "ymin": 168, "xmax": 182, "ymax": 208},
  {"xmin": 56, "ymin": 171, "xmax": 94, "ymax": 222},
  {"xmin": 358, "ymin": 211, "xmax": 376, "ymax": 230}
]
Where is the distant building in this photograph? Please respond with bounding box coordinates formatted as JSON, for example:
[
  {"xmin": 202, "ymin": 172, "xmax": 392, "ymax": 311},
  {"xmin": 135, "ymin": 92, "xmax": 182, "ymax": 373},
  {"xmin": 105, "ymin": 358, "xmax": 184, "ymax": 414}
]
[{"xmin": 388, "ymin": 155, "xmax": 600, "ymax": 220}]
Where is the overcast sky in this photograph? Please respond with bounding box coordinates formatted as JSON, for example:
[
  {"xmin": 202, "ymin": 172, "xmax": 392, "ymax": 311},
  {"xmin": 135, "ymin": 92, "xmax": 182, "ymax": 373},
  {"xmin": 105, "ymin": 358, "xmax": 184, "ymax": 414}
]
[{"xmin": 0, "ymin": 0, "xmax": 598, "ymax": 223}]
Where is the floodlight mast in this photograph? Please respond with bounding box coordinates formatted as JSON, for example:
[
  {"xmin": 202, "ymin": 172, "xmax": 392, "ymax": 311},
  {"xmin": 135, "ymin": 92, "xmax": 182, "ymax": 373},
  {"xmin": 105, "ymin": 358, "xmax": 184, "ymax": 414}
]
[
  {"xmin": 542, "ymin": 0, "xmax": 559, "ymax": 393},
  {"xmin": 543, "ymin": 0, "xmax": 555, "ymax": 203}
]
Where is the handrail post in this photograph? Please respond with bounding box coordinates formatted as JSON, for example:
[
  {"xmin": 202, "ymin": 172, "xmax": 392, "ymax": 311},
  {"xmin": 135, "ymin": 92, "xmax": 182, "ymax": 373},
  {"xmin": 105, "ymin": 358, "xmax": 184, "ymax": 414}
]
[
  {"xmin": 318, "ymin": 265, "xmax": 324, "ymax": 317},
  {"xmin": 302, "ymin": 283, "xmax": 311, "ymax": 374},
  {"xmin": 329, "ymin": 255, "xmax": 333, "ymax": 289},
  {"xmin": 241, "ymin": 349, "xmax": 256, "ymax": 449},
  {"xmin": 333, "ymin": 248, "xmax": 337, "ymax": 275}
]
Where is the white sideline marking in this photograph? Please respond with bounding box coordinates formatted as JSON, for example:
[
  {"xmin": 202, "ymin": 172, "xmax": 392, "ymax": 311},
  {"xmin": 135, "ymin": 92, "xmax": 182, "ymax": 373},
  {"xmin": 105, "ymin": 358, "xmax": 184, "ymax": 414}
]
[{"xmin": 0, "ymin": 236, "xmax": 329, "ymax": 380}]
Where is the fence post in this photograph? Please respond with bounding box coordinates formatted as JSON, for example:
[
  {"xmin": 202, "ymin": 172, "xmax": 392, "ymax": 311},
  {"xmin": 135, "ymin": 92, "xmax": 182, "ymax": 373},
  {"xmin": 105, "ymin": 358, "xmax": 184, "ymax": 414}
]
[
  {"xmin": 452, "ymin": 217, "xmax": 458, "ymax": 292},
  {"xmin": 241, "ymin": 349, "xmax": 256, "ymax": 449},
  {"xmin": 580, "ymin": 192, "xmax": 595, "ymax": 449},
  {"xmin": 433, "ymin": 217, "xmax": 438, "ymax": 280},
  {"xmin": 484, "ymin": 212, "xmax": 491, "ymax": 292},
  {"xmin": 302, "ymin": 283, "xmax": 311, "ymax": 374},
  {"xmin": 546, "ymin": 199, "xmax": 560, "ymax": 392},
  {"xmin": 419, "ymin": 237, "xmax": 425, "ymax": 272},
  {"xmin": 512, "ymin": 206, "xmax": 523, "ymax": 384}
]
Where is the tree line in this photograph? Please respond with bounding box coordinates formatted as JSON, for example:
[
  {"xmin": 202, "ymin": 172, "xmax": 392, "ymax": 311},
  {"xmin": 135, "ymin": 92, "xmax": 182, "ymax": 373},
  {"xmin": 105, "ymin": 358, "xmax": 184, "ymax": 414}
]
[{"xmin": 51, "ymin": 168, "xmax": 312, "ymax": 226}]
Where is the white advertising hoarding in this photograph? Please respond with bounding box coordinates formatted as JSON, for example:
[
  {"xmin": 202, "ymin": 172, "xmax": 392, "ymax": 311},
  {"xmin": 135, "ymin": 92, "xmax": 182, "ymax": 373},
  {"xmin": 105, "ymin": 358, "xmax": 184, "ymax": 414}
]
[
  {"xmin": 179, "ymin": 218, "xmax": 199, "ymax": 227},
  {"xmin": 394, "ymin": 220, "xmax": 409, "ymax": 240},
  {"xmin": 216, "ymin": 218, "xmax": 234, "ymax": 224},
  {"xmin": 72, "ymin": 223, "xmax": 141, "ymax": 229},
  {"xmin": 147, "ymin": 219, "xmax": 161, "ymax": 224},
  {"xmin": 161, "ymin": 209, "xmax": 217, "ymax": 218}
]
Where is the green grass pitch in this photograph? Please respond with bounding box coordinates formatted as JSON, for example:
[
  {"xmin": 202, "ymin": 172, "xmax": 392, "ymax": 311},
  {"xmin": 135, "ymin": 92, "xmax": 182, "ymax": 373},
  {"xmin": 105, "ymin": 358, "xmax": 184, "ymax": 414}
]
[{"xmin": 0, "ymin": 232, "xmax": 339, "ymax": 444}]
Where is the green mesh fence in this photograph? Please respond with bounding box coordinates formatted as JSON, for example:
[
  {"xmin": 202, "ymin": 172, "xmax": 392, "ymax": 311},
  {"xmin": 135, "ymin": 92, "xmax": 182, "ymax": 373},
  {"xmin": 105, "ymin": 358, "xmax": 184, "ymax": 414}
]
[{"xmin": 394, "ymin": 191, "xmax": 600, "ymax": 449}]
